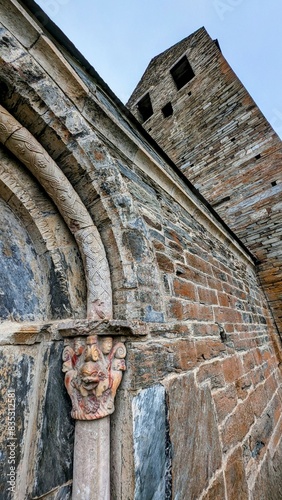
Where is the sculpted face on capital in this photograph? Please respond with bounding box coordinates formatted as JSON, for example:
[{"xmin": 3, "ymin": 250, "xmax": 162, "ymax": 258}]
[{"xmin": 63, "ymin": 334, "xmax": 126, "ymax": 420}]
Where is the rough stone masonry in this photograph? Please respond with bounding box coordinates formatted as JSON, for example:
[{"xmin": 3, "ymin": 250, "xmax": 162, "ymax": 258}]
[
  {"xmin": 128, "ymin": 27, "xmax": 282, "ymax": 338},
  {"xmin": 0, "ymin": 2, "xmax": 281, "ymax": 499}
]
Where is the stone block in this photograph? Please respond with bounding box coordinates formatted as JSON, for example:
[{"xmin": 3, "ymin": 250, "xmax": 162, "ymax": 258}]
[
  {"xmin": 221, "ymin": 398, "xmax": 255, "ymax": 452},
  {"xmin": 197, "ymin": 360, "xmax": 225, "ymax": 389},
  {"xmin": 164, "ymin": 373, "xmax": 222, "ymax": 499},
  {"xmin": 202, "ymin": 474, "xmax": 226, "ymax": 500},
  {"xmin": 235, "ymin": 375, "xmax": 252, "ymax": 399},
  {"xmin": 32, "ymin": 341, "xmax": 74, "ymax": 498},
  {"xmin": 175, "ymin": 263, "xmax": 208, "ymax": 286},
  {"xmin": 225, "ymin": 447, "xmax": 248, "ymax": 500},
  {"xmin": 213, "ymin": 384, "xmax": 238, "ymax": 423},
  {"xmin": 185, "ymin": 251, "xmax": 213, "ymax": 275},
  {"xmin": 251, "ymin": 442, "xmax": 282, "ymax": 500},
  {"xmin": 132, "ymin": 385, "xmax": 170, "ymax": 499},
  {"xmin": 156, "ymin": 252, "xmax": 175, "ymax": 273},
  {"xmin": 173, "ymin": 278, "xmax": 197, "ymax": 301},
  {"xmin": 222, "ymin": 355, "xmax": 243, "ymax": 384},
  {"xmin": 0, "ymin": 345, "xmax": 37, "ymax": 499},
  {"xmin": 195, "ymin": 338, "xmax": 226, "ymax": 361},
  {"xmin": 0, "ymin": 26, "xmax": 26, "ymax": 63},
  {"xmin": 198, "ymin": 286, "xmax": 218, "ymax": 305},
  {"xmin": 0, "ymin": 198, "xmax": 49, "ymax": 322},
  {"xmin": 167, "ymin": 299, "xmax": 214, "ymax": 322},
  {"xmin": 127, "ymin": 339, "xmax": 197, "ymax": 390},
  {"xmin": 0, "ymin": 0, "xmax": 42, "ymax": 48},
  {"xmin": 30, "ymin": 35, "xmax": 88, "ymax": 110}
]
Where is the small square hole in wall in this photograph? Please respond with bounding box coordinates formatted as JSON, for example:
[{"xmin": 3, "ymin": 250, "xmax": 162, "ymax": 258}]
[
  {"xmin": 271, "ymin": 181, "xmax": 277, "ymax": 187},
  {"xmin": 162, "ymin": 102, "xmax": 173, "ymax": 118}
]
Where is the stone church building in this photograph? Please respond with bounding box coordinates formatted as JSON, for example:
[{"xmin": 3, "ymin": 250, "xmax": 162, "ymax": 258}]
[{"xmin": 0, "ymin": 1, "xmax": 282, "ymax": 499}]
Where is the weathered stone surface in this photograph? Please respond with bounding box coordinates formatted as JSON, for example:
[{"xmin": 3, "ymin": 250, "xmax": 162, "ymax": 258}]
[
  {"xmin": 0, "ymin": 197, "xmax": 49, "ymax": 321},
  {"xmin": 0, "ymin": 4, "xmax": 282, "ymax": 499},
  {"xmin": 110, "ymin": 390, "xmax": 136, "ymax": 500},
  {"xmin": 29, "ymin": 34, "xmax": 88, "ymax": 110},
  {"xmin": 58, "ymin": 318, "xmax": 149, "ymax": 337},
  {"xmin": 0, "ymin": 104, "xmax": 113, "ymax": 319},
  {"xmin": 0, "ymin": 144, "xmax": 86, "ymax": 320},
  {"xmin": 127, "ymin": 26, "xmax": 282, "ymax": 336},
  {"xmin": 127, "ymin": 339, "xmax": 197, "ymax": 390},
  {"xmin": 225, "ymin": 447, "xmax": 248, "ymax": 499},
  {"xmin": 0, "ymin": 345, "xmax": 37, "ymax": 499},
  {"xmin": 54, "ymin": 484, "xmax": 72, "ymax": 499},
  {"xmin": 73, "ymin": 418, "xmax": 110, "ymax": 500},
  {"xmin": 132, "ymin": 385, "xmax": 171, "ymax": 500},
  {"xmin": 164, "ymin": 373, "xmax": 222, "ymax": 499},
  {"xmin": 251, "ymin": 439, "xmax": 282, "ymax": 500},
  {"xmin": 32, "ymin": 342, "xmax": 74, "ymax": 498},
  {"xmin": 0, "ymin": 0, "xmax": 42, "ymax": 48},
  {"xmin": 33, "ymin": 483, "xmax": 72, "ymax": 500},
  {"xmin": 0, "ymin": 25, "xmax": 26, "ymax": 63},
  {"xmin": 202, "ymin": 474, "xmax": 226, "ymax": 500}
]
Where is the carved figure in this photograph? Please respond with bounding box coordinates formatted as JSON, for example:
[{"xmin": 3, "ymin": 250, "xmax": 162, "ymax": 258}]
[{"xmin": 63, "ymin": 335, "xmax": 126, "ymax": 420}]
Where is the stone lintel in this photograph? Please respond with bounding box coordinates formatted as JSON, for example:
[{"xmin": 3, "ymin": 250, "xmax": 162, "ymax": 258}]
[
  {"xmin": 0, "ymin": 318, "xmax": 148, "ymax": 346},
  {"xmin": 0, "ymin": 321, "xmax": 53, "ymax": 345},
  {"xmin": 57, "ymin": 318, "xmax": 149, "ymax": 338}
]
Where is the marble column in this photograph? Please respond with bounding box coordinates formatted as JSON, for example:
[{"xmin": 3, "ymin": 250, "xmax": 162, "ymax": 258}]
[
  {"xmin": 61, "ymin": 328, "xmax": 127, "ymax": 500},
  {"xmin": 72, "ymin": 418, "xmax": 110, "ymax": 500}
]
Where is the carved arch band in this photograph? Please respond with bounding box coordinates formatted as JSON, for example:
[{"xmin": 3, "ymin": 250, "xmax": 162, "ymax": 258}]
[{"xmin": 0, "ymin": 104, "xmax": 112, "ymax": 319}]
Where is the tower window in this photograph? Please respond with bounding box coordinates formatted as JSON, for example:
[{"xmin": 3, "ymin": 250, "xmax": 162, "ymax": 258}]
[
  {"xmin": 170, "ymin": 55, "xmax": 195, "ymax": 90},
  {"xmin": 162, "ymin": 102, "xmax": 173, "ymax": 118},
  {"xmin": 137, "ymin": 93, "xmax": 153, "ymax": 122}
]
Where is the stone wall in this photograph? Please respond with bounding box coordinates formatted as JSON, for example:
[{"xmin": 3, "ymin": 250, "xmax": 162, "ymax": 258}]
[
  {"xmin": 0, "ymin": 2, "xmax": 282, "ymax": 499},
  {"xmin": 112, "ymin": 160, "xmax": 282, "ymax": 499},
  {"xmin": 127, "ymin": 27, "xmax": 282, "ymax": 337}
]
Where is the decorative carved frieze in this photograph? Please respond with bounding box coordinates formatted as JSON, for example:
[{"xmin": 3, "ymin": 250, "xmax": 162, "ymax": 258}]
[{"xmin": 62, "ymin": 335, "xmax": 126, "ymax": 420}]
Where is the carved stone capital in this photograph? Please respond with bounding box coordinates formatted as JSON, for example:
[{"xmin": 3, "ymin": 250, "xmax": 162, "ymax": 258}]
[{"xmin": 62, "ymin": 334, "xmax": 126, "ymax": 420}]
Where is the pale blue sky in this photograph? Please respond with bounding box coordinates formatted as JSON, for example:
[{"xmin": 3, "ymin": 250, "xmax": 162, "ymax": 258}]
[{"xmin": 35, "ymin": 0, "xmax": 282, "ymax": 137}]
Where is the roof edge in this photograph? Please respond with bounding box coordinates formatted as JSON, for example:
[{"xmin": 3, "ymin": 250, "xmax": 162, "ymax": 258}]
[{"xmin": 17, "ymin": 1, "xmax": 257, "ymax": 264}]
